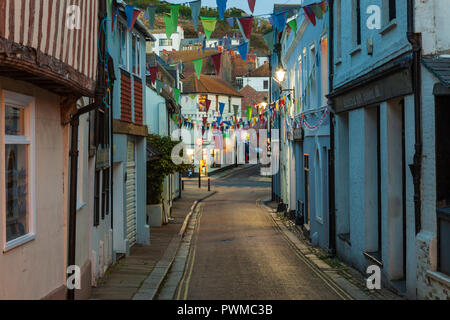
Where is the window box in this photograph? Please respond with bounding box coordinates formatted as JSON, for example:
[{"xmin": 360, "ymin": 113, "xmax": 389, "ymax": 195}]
[{"xmin": 380, "ymin": 19, "xmax": 397, "ymax": 36}]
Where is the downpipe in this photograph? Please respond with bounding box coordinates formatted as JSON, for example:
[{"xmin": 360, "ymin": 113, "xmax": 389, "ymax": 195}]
[{"xmin": 407, "ymin": 0, "xmax": 423, "ymax": 235}]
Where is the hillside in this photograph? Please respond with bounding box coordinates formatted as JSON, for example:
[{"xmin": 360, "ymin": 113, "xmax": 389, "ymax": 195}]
[{"xmin": 127, "ymin": 0, "xmax": 271, "ymax": 53}]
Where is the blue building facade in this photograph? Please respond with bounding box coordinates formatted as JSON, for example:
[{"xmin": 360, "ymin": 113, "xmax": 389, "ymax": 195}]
[
  {"xmin": 107, "ymin": 1, "xmax": 154, "ymax": 255},
  {"xmin": 279, "ymin": 7, "xmax": 332, "ymax": 250},
  {"xmin": 329, "ymin": 0, "xmax": 417, "ymax": 298}
]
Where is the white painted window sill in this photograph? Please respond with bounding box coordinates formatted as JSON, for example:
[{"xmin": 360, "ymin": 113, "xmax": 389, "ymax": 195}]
[
  {"xmin": 426, "ymin": 270, "xmax": 450, "ymax": 287},
  {"xmin": 350, "ymin": 45, "xmax": 362, "ymax": 56},
  {"xmin": 335, "ymin": 58, "xmax": 342, "ymax": 66},
  {"xmin": 380, "ymin": 19, "xmax": 397, "ymax": 36},
  {"xmin": 4, "ymin": 234, "xmax": 36, "ymax": 252}
]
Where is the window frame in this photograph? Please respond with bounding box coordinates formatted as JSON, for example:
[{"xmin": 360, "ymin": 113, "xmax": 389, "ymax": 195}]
[
  {"xmin": 119, "ymin": 23, "xmax": 129, "ymax": 69},
  {"xmin": 1, "ymin": 90, "xmax": 36, "ymax": 252},
  {"xmin": 131, "ymin": 33, "xmax": 141, "ymax": 77}
]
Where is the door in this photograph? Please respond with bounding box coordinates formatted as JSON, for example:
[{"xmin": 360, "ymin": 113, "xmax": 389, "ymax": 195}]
[
  {"xmin": 304, "ymin": 154, "xmax": 310, "ymax": 228},
  {"xmin": 126, "ymin": 139, "xmax": 137, "ymax": 247}
]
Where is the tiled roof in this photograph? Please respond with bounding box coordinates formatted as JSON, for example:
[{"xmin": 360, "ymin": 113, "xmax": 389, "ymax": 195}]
[
  {"xmin": 422, "ymin": 55, "xmax": 450, "ymax": 88},
  {"xmin": 240, "ymin": 85, "xmax": 269, "ymax": 110},
  {"xmin": 245, "ymin": 63, "xmax": 270, "ymax": 77},
  {"xmin": 183, "ymin": 74, "xmax": 243, "ymax": 97}
]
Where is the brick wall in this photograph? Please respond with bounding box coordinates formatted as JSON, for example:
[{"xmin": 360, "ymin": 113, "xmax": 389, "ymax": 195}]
[
  {"xmin": 134, "ymin": 76, "xmax": 143, "ymax": 125},
  {"xmin": 121, "ymin": 71, "xmax": 132, "ymax": 123}
]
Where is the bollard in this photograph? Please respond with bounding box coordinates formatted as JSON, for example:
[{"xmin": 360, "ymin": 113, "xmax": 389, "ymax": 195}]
[
  {"xmin": 208, "ymin": 178, "xmax": 211, "ymax": 192},
  {"xmin": 199, "ymin": 173, "xmax": 201, "ymax": 189},
  {"xmin": 182, "ymin": 180, "xmax": 184, "ymax": 191}
]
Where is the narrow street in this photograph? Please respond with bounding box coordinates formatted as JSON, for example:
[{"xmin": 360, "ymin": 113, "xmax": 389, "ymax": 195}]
[{"xmin": 172, "ymin": 166, "xmax": 342, "ymax": 300}]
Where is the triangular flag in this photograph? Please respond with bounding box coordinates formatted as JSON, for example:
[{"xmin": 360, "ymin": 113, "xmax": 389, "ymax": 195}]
[
  {"xmin": 216, "ymin": 0, "xmax": 227, "ymax": 20},
  {"xmin": 288, "ymin": 19, "xmax": 297, "ymax": 35},
  {"xmin": 320, "ymin": 1, "xmax": 328, "ymax": 13},
  {"xmin": 171, "ymin": 4, "xmax": 180, "ymax": 27},
  {"xmin": 263, "ymin": 31, "xmax": 274, "ymax": 51},
  {"xmin": 125, "ymin": 6, "xmax": 140, "ymax": 31},
  {"xmin": 248, "ymin": 0, "xmax": 256, "ymax": 14},
  {"xmin": 146, "ymin": 6, "xmax": 156, "ymax": 29},
  {"xmin": 219, "ymin": 102, "xmax": 225, "ymax": 115},
  {"xmin": 190, "ymin": 0, "xmax": 202, "ymax": 31},
  {"xmin": 148, "ymin": 66, "xmax": 158, "ymax": 85},
  {"xmin": 173, "ymin": 88, "xmax": 181, "ymax": 104},
  {"xmin": 203, "ymin": 117, "xmax": 208, "ymax": 126},
  {"xmin": 268, "ymin": 15, "xmax": 275, "ymax": 28},
  {"xmin": 206, "ymin": 99, "xmax": 212, "ymax": 113},
  {"xmin": 164, "ymin": 15, "xmax": 174, "ymax": 39},
  {"xmin": 211, "ymin": 53, "xmax": 222, "ymax": 75},
  {"xmin": 193, "ymin": 58, "xmax": 203, "ymax": 80},
  {"xmin": 201, "ymin": 17, "xmax": 217, "ymax": 40},
  {"xmin": 237, "ymin": 16, "xmax": 253, "ymax": 40},
  {"xmin": 227, "ymin": 17, "xmax": 235, "ymax": 28},
  {"xmin": 303, "ymin": 6, "xmax": 316, "ymax": 26},
  {"xmin": 237, "ymin": 41, "xmax": 249, "ymax": 61},
  {"xmin": 310, "ymin": 4, "xmax": 323, "ymax": 20},
  {"xmin": 247, "ymin": 106, "xmax": 253, "ymax": 120},
  {"xmin": 272, "ymin": 11, "xmax": 287, "ymax": 32}
]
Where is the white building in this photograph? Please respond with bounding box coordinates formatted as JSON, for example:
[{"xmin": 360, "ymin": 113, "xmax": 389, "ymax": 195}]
[
  {"xmin": 180, "ymin": 74, "xmax": 243, "ymax": 174},
  {"xmin": 236, "ymin": 63, "xmax": 270, "ymax": 91}
]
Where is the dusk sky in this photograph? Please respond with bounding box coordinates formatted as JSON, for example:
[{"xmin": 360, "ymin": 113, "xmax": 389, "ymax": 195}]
[{"xmin": 170, "ymin": 0, "xmax": 304, "ymax": 17}]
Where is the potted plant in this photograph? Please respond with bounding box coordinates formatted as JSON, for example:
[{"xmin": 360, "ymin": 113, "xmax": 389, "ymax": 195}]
[{"xmin": 147, "ymin": 134, "xmax": 193, "ymax": 227}]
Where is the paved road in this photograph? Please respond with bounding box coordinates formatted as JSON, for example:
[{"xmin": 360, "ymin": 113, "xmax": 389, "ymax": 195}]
[{"xmin": 176, "ymin": 165, "xmax": 342, "ymax": 300}]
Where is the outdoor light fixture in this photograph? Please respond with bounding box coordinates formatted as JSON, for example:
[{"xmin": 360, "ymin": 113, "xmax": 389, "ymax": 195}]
[{"xmin": 275, "ymin": 67, "xmax": 287, "ymax": 84}]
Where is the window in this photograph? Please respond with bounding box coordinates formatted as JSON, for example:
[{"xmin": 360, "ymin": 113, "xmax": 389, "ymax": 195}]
[
  {"xmin": 2, "ymin": 91, "xmax": 35, "ymax": 250},
  {"xmin": 159, "ymin": 39, "xmax": 173, "ymax": 46},
  {"xmin": 335, "ymin": 0, "xmax": 342, "ymax": 59},
  {"xmin": 198, "ymin": 95, "xmax": 208, "ymax": 112},
  {"xmin": 353, "ymin": 0, "xmax": 362, "ymax": 46},
  {"xmin": 119, "ymin": 23, "xmax": 128, "ymax": 67},
  {"xmin": 263, "ymin": 80, "xmax": 269, "ymax": 90},
  {"xmin": 131, "ymin": 34, "xmax": 141, "ymax": 76},
  {"xmin": 320, "ymin": 36, "xmax": 329, "ymax": 106},
  {"xmin": 236, "ymin": 78, "xmax": 243, "ymax": 88}
]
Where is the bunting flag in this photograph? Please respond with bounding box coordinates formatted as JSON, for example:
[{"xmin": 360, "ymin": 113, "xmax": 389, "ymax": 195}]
[
  {"xmin": 227, "ymin": 17, "xmax": 235, "ymax": 28},
  {"xmin": 148, "ymin": 66, "xmax": 158, "ymax": 85},
  {"xmin": 193, "ymin": 58, "xmax": 203, "ymax": 80},
  {"xmin": 288, "ymin": 19, "xmax": 298, "ymax": 35},
  {"xmin": 171, "ymin": 4, "xmax": 180, "ymax": 27},
  {"xmin": 190, "ymin": 0, "xmax": 202, "ymax": 31},
  {"xmin": 164, "ymin": 15, "xmax": 174, "ymax": 39},
  {"xmin": 201, "ymin": 17, "xmax": 217, "ymax": 40},
  {"xmin": 146, "ymin": 6, "xmax": 156, "ymax": 29},
  {"xmin": 272, "ymin": 11, "xmax": 287, "ymax": 32},
  {"xmin": 237, "ymin": 41, "xmax": 249, "ymax": 61},
  {"xmin": 206, "ymin": 99, "xmax": 212, "ymax": 113},
  {"xmin": 237, "ymin": 16, "xmax": 254, "ymax": 40},
  {"xmin": 217, "ymin": 116, "xmax": 222, "ymax": 125},
  {"xmin": 319, "ymin": 1, "xmax": 328, "ymax": 13},
  {"xmin": 202, "ymin": 116, "xmax": 208, "ymax": 126},
  {"xmin": 216, "ymin": 0, "xmax": 227, "ymax": 20},
  {"xmin": 268, "ymin": 15, "xmax": 275, "ymax": 28},
  {"xmin": 248, "ymin": 0, "xmax": 256, "ymax": 14},
  {"xmin": 219, "ymin": 102, "xmax": 225, "ymax": 115},
  {"xmin": 211, "ymin": 53, "xmax": 222, "ymax": 75},
  {"xmin": 263, "ymin": 31, "xmax": 274, "ymax": 51},
  {"xmin": 310, "ymin": 3, "xmax": 323, "ymax": 20},
  {"xmin": 173, "ymin": 88, "xmax": 181, "ymax": 104},
  {"xmin": 233, "ymin": 105, "xmax": 240, "ymax": 116},
  {"xmin": 125, "ymin": 5, "xmax": 140, "ymax": 31},
  {"xmin": 303, "ymin": 6, "xmax": 316, "ymax": 26},
  {"xmin": 247, "ymin": 106, "xmax": 253, "ymax": 120}
]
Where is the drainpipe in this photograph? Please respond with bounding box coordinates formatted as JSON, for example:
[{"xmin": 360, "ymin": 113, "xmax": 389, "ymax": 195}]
[
  {"xmin": 269, "ymin": 54, "xmax": 274, "ymax": 201},
  {"xmin": 407, "ymin": 0, "xmax": 422, "ymax": 235},
  {"xmin": 328, "ymin": 0, "xmax": 336, "ymax": 253}
]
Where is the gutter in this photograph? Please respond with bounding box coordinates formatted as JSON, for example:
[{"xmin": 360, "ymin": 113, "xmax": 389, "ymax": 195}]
[{"xmin": 407, "ymin": 0, "xmax": 423, "ymax": 235}]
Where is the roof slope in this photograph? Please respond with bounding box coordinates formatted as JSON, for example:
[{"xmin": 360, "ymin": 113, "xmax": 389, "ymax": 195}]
[
  {"xmin": 183, "ymin": 74, "xmax": 243, "ymax": 97},
  {"xmin": 240, "ymin": 85, "xmax": 269, "ymax": 109},
  {"xmin": 245, "ymin": 63, "xmax": 270, "ymax": 77},
  {"xmin": 422, "ymin": 56, "xmax": 450, "ymax": 88}
]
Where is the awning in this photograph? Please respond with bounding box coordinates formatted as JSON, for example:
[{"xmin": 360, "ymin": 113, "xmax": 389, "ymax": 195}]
[{"xmin": 422, "ymin": 55, "xmax": 450, "ymax": 88}]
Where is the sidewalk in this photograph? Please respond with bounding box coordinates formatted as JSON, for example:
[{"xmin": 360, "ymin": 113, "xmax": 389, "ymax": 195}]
[
  {"xmin": 90, "ymin": 182, "xmax": 213, "ymax": 300},
  {"xmin": 263, "ymin": 200, "xmax": 404, "ymax": 300}
]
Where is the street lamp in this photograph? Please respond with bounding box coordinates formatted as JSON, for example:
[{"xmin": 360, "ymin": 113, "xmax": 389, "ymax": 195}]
[{"xmin": 274, "ymin": 66, "xmax": 287, "ymax": 85}]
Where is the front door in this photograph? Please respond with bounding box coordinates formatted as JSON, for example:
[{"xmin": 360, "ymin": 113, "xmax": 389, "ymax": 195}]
[{"xmin": 126, "ymin": 139, "xmax": 137, "ymax": 248}]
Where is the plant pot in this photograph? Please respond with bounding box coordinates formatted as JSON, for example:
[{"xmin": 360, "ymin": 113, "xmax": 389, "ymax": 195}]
[{"xmin": 147, "ymin": 204, "xmax": 163, "ymax": 227}]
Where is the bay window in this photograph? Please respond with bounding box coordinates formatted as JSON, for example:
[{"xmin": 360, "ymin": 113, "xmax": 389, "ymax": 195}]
[{"xmin": 1, "ymin": 90, "xmax": 35, "ymax": 251}]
